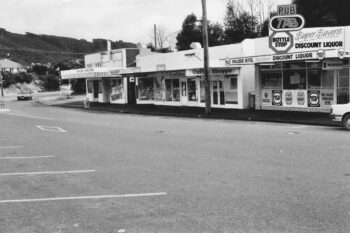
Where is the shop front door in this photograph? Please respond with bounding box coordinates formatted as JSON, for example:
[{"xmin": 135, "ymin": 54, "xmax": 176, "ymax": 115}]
[
  {"xmin": 93, "ymin": 80, "xmax": 99, "ymax": 100},
  {"xmin": 212, "ymin": 80, "xmax": 225, "ymax": 105},
  {"xmin": 180, "ymin": 80, "xmax": 188, "ymax": 105},
  {"xmin": 128, "ymin": 77, "xmax": 136, "ymax": 104}
]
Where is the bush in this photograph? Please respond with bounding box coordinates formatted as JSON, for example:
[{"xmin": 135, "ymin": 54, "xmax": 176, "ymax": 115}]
[
  {"xmin": 1, "ymin": 72, "xmax": 33, "ymax": 88},
  {"xmin": 37, "ymin": 74, "xmax": 60, "ymax": 91}
]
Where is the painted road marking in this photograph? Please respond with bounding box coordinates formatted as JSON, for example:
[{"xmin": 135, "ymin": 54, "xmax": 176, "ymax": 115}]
[
  {"xmin": 0, "ymin": 192, "xmax": 167, "ymax": 204},
  {"xmin": 0, "ymin": 170, "xmax": 95, "ymax": 177},
  {"xmin": 0, "ymin": 146, "xmax": 23, "ymax": 149},
  {"xmin": 0, "ymin": 155, "xmax": 55, "ymax": 160},
  {"xmin": 36, "ymin": 125, "xmax": 67, "ymax": 133},
  {"xmin": 3, "ymin": 112, "xmax": 54, "ymax": 120}
]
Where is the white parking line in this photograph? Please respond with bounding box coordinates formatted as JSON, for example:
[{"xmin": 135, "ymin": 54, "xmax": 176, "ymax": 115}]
[
  {"xmin": 3, "ymin": 112, "xmax": 54, "ymax": 121},
  {"xmin": 0, "ymin": 170, "xmax": 95, "ymax": 177},
  {"xmin": 36, "ymin": 125, "xmax": 67, "ymax": 133},
  {"xmin": 0, "ymin": 155, "xmax": 55, "ymax": 160},
  {"xmin": 0, "ymin": 146, "xmax": 23, "ymax": 149},
  {"xmin": 0, "ymin": 192, "xmax": 167, "ymax": 204}
]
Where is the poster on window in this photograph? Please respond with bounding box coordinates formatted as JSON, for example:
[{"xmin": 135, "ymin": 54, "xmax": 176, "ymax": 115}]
[
  {"xmin": 110, "ymin": 80, "xmax": 124, "ymax": 102},
  {"xmin": 261, "ymin": 90, "xmax": 272, "ymax": 106},
  {"xmin": 308, "ymin": 90, "xmax": 320, "ymax": 107},
  {"xmin": 296, "ymin": 90, "xmax": 307, "ymax": 107},
  {"xmin": 283, "ymin": 90, "xmax": 294, "ymax": 106},
  {"xmin": 272, "ymin": 90, "xmax": 282, "ymax": 106},
  {"xmin": 321, "ymin": 91, "xmax": 334, "ymax": 107}
]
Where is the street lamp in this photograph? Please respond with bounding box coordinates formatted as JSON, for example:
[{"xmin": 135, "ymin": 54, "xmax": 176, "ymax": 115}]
[{"xmin": 201, "ymin": 0, "xmax": 211, "ymax": 115}]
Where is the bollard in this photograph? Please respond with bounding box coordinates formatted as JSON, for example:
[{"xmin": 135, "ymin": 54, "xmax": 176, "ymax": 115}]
[{"xmin": 84, "ymin": 98, "xmax": 90, "ymax": 109}]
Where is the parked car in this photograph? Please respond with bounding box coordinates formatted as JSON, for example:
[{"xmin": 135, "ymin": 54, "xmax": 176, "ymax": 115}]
[
  {"xmin": 17, "ymin": 90, "xmax": 33, "ymax": 101},
  {"xmin": 330, "ymin": 103, "xmax": 350, "ymax": 130}
]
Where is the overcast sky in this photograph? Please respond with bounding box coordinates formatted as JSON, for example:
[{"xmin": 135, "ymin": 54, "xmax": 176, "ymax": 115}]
[{"xmin": 0, "ymin": 0, "xmax": 291, "ymax": 46}]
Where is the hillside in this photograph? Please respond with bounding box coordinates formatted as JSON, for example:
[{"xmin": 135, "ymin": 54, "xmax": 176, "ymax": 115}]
[{"xmin": 0, "ymin": 28, "xmax": 137, "ymax": 65}]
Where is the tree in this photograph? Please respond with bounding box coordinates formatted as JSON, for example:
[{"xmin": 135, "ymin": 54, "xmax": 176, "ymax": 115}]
[
  {"xmin": 223, "ymin": 0, "xmax": 259, "ymax": 44},
  {"xmin": 149, "ymin": 25, "xmax": 169, "ymax": 49},
  {"xmin": 176, "ymin": 13, "xmax": 225, "ymax": 51},
  {"xmin": 292, "ymin": 0, "xmax": 350, "ymax": 27},
  {"xmin": 176, "ymin": 14, "xmax": 202, "ymax": 51}
]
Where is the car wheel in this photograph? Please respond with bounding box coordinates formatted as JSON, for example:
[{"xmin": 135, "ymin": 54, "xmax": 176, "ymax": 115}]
[{"xmin": 342, "ymin": 114, "xmax": 350, "ymax": 130}]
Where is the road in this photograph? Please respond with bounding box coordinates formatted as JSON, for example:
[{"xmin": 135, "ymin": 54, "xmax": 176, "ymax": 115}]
[{"xmin": 0, "ymin": 96, "xmax": 350, "ymax": 233}]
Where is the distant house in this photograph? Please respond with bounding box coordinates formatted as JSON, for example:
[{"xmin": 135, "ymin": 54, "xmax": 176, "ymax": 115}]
[{"xmin": 0, "ymin": 59, "xmax": 27, "ymax": 73}]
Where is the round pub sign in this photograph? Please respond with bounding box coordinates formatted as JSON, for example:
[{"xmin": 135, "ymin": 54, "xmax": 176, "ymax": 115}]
[{"xmin": 269, "ymin": 31, "xmax": 294, "ymax": 54}]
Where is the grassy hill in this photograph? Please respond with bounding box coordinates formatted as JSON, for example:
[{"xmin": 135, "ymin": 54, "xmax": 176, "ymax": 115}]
[{"xmin": 0, "ymin": 28, "xmax": 137, "ymax": 65}]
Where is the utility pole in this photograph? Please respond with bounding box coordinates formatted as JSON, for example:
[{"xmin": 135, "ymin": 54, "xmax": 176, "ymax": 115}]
[
  {"xmin": 201, "ymin": 0, "xmax": 211, "ymax": 114},
  {"xmin": 154, "ymin": 24, "xmax": 158, "ymax": 51},
  {"xmin": 0, "ymin": 73, "xmax": 3, "ymax": 97}
]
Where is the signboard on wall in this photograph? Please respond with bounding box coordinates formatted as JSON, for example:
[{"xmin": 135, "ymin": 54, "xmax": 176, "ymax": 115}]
[
  {"xmin": 283, "ymin": 90, "xmax": 294, "ymax": 106},
  {"xmin": 321, "ymin": 91, "xmax": 334, "ymax": 107},
  {"xmin": 308, "ymin": 90, "xmax": 321, "ymax": 107},
  {"xmin": 261, "ymin": 90, "xmax": 272, "ymax": 105},
  {"xmin": 296, "ymin": 90, "xmax": 307, "ymax": 107},
  {"xmin": 272, "ymin": 90, "xmax": 282, "ymax": 106}
]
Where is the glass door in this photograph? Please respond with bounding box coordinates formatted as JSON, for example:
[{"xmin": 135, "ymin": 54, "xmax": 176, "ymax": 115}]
[
  {"xmin": 336, "ymin": 68, "xmax": 349, "ymax": 104},
  {"xmin": 212, "ymin": 80, "xmax": 225, "ymax": 105}
]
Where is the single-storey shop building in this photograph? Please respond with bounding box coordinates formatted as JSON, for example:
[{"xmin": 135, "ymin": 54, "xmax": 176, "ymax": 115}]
[{"xmin": 61, "ymin": 25, "xmax": 350, "ymax": 113}]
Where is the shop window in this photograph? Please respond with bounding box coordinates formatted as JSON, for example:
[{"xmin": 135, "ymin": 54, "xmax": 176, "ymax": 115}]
[
  {"xmin": 110, "ymin": 79, "xmax": 124, "ymax": 101},
  {"xmin": 307, "ymin": 69, "xmax": 321, "ymax": 89},
  {"xmin": 165, "ymin": 79, "xmax": 180, "ymax": 102},
  {"xmin": 321, "ymin": 70, "xmax": 334, "ymax": 89},
  {"xmin": 138, "ymin": 78, "xmax": 154, "ymax": 100},
  {"xmin": 261, "ymin": 71, "xmax": 282, "ymax": 89},
  {"xmin": 225, "ymin": 75, "xmax": 238, "ymax": 104},
  {"xmin": 188, "ymin": 78, "xmax": 197, "ymax": 101},
  {"xmin": 283, "ymin": 69, "xmax": 306, "ymax": 89},
  {"xmin": 154, "ymin": 76, "xmax": 165, "ymax": 101}
]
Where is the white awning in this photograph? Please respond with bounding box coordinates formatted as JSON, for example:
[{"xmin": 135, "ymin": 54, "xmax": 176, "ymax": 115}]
[{"xmin": 60, "ymin": 67, "xmax": 122, "ymax": 79}]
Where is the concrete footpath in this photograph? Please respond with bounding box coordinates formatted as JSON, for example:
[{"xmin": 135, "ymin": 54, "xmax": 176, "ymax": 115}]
[{"xmin": 35, "ymin": 95, "xmax": 338, "ymax": 127}]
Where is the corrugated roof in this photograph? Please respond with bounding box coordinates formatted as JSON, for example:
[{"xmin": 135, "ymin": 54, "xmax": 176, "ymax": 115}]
[{"xmin": 0, "ymin": 59, "xmax": 25, "ymax": 69}]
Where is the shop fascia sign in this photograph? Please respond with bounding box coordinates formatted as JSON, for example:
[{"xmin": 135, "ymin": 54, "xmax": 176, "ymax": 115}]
[
  {"xmin": 186, "ymin": 68, "xmax": 239, "ymax": 76},
  {"xmin": 224, "ymin": 51, "xmax": 318, "ymax": 65},
  {"xmin": 269, "ymin": 4, "xmax": 305, "ymax": 54}
]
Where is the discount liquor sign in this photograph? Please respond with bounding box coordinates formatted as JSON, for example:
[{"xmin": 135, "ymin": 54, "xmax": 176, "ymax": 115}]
[{"xmin": 269, "ymin": 4, "xmax": 305, "ymax": 54}]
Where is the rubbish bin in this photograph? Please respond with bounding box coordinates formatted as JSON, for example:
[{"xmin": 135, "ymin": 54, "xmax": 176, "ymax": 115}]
[
  {"xmin": 248, "ymin": 92, "xmax": 255, "ymax": 109},
  {"xmin": 84, "ymin": 98, "xmax": 90, "ymax": 108}
]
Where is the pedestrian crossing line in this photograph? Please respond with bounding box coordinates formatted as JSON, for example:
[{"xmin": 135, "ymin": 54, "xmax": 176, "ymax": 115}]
[
  {"xmin": 0, "ymin": 170, "xmax": 96, "ymax": 177},
  {"xmin": 0, "ymin": 192, "xmax": 167, "ymax": 204},
  {"xmin": 0, "ymin": 155, "xmax": 55, "ymax": 160},
  {"xmin": 0, "ymin": 146, "xmax": 23, "ymax": 149}
]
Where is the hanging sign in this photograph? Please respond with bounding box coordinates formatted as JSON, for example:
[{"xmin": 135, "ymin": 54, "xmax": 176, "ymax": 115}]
[{"xmin": 322, "ymin": 60, "xmax": 344, "ymax": 70}]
